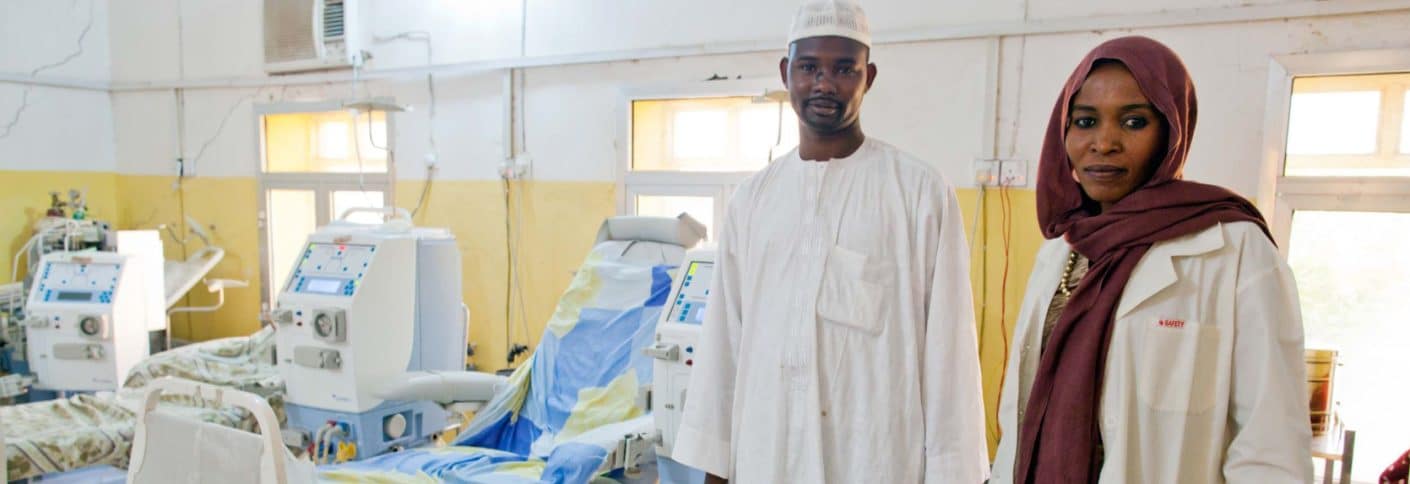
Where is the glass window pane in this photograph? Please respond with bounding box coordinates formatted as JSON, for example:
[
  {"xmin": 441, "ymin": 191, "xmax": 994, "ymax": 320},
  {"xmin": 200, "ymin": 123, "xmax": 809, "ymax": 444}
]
[
  {"xmin": 1401, "ymin": 91, "xmax": 1410, "ymax": 155},
  {"xmin": 1283, "ymin": 73, "xmax": 1410, "ymax": 176},
  {"xmin": 331, "ymin": 190, "xmax": 385, "ymax": 224},
  {"xmin": 632, "ymin": 97, "xmax": 799, "ymax": 172},
  {"xmin": 738, "ymin": 104, "xmax": 799, "ymax": 171},
  {"xmin": 1285, "ymin": 91, "xmax": 1380, "ymax": 156},
  {"xmin": 635, "ymin": 195, "xmax": 715, "ymax": 239},
  {"xmin": 267, "ymin": 189, "xmax": 318, "ymax": 298},
  {"xmin": 1288, "ymin": 210, "xmax": 1410, "ymax": 483},
  {"xmin": 264, "ymin": 111, "xmax": 388, "ymax": 173},
  {"xmin": 672, "ymin": 110, "xmax": 728, "ymax": 160},
  {"xmin": 356, "ymin": 117, "xmax": 389, "ymax": 160},
  {"xmin": 317, "ymin": 121, "xmax": 351, "ymax": 160}
]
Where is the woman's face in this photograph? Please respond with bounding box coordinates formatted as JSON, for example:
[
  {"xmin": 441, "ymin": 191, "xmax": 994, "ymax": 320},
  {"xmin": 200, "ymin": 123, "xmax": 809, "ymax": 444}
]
[{"xmin": 1064, "ymin": 62, "xmax": 1168, "ymax": 212}]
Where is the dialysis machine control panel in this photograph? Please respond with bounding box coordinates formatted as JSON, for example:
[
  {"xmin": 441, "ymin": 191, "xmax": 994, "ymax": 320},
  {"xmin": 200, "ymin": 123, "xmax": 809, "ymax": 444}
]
[
  {"xmin": 24, "ymin": 252, "xmax": 151, "ymax": 391},
  {"xmin": 646, "ymin": 248, "xmax": 715, "ymax": 458},
  {"xmin": 275, "ymin": 242, "xmax": 378, "ymax": 349},
  {"xmin": 287, "ymin": 243, "xmax": 377, "ymax": 298}
]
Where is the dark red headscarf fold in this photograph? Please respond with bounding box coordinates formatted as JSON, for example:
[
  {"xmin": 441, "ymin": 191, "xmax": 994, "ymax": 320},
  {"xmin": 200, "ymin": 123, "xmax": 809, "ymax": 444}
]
[{"xmin": 1014, "ymin": 36, "xmax": 1272, "ymax": 483}]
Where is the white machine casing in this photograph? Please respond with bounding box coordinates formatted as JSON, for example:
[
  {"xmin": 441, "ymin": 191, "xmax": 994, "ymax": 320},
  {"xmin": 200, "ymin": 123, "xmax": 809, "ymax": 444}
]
[
  {"xmin": 117, "ymin": 231, "xmax": 168, "ymax": 332},
  {"xmin": 272, "ymin": 209, "xmax": 465, "ymax": 460},
  {"xmin": 647, "ymin": 248, "xmax": 715, "ymax": 458},
  {"xmin": 274, "ymin": 224, "xmax": 463, "ymax": 413},
  {"xmin": 23, "ymin": 233, "xmax": 163, "ymax": 391}
]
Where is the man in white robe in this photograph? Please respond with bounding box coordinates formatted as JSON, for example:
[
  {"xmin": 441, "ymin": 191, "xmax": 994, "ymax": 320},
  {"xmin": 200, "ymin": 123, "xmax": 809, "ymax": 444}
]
[{"xmin": 670, "ymin": 2, "xmax": 989, "ymax": 483}]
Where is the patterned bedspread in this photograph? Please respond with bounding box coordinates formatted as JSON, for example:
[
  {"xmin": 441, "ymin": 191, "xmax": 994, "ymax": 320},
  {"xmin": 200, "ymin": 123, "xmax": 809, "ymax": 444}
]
[{"xmin": 2, "ymin": 326, "xmax": 283, "ymax": 480}]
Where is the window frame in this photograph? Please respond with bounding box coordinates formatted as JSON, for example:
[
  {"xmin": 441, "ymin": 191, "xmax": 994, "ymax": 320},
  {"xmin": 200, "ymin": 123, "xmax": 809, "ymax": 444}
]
[
  {"xmin": 1261, "ymin": 49, "xmax": 1410, "ymax": 482},
  {"xmin": 253, "ymin": 100, "xmax": 397, "ymax": 305},
  {"xmin": 1282, "ymin": 74, "xmax": 1410, "ymax": 175},
  {"xmin": 618, "ymin": 79, "xmax": 791, "ymax": 239},
  {"xmin": 1258, "ymin": 49, "xmax": 1410, "ymax": 252}
]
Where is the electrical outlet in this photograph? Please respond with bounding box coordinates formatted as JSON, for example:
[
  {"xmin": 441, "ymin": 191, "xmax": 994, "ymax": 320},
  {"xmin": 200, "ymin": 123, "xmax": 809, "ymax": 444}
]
[
  {"xmin": 499, "ymin": 152, "xmax": 532, "ymax": 179},
  {"xmin": 974, "ymin": 159, "xmax": 1028, "ymax": 187},
  {"xmin": 973, "ymin": 159, "xmax": 1000, "ymax": 186},
  {"xmin": 999, "ymin": 160, "xmax": 1028, "ymax": 187}
]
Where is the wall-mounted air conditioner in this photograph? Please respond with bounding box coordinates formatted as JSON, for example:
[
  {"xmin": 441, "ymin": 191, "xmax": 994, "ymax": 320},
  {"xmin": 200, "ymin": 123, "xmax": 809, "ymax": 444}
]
[{"xmin": 263, "ymin": 0, "xmax": 363, "ymax": 74}]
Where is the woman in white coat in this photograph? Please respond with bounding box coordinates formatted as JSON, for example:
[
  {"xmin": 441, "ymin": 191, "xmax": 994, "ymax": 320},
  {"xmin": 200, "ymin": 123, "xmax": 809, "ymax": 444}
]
[{"xmin": 989, "ymin": 36, "xmax": 1313, "ymax": 484}]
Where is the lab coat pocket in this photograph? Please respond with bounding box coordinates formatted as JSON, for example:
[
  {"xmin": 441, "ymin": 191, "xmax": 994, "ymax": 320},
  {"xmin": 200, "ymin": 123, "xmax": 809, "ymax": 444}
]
[
  {"xmin": 1137, "ymin": 319, "xmax": 1221, "ymax": 414},
  {"xmin": 817, "ymin": 245, "xmax": 884, "ymax": 335}
]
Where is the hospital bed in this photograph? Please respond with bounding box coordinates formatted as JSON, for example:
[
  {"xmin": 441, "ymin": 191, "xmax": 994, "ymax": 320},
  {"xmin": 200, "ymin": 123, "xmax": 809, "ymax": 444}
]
[
  {"xmin": 126, "ymin": 214, "xmax": 708, "ymax": 483},
  {"xmin": 1, "ymin": 325, "xmax": 279, "ymax": 481},
  {"xmin": 0, "ymin": 229, "xmax": 255, "ymax": 482}
]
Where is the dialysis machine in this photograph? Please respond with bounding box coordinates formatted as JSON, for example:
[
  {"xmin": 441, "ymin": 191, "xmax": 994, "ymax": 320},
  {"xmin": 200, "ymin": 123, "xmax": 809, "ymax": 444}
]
[
  {"xmin": 271, "ymin": 209, "xmax": 466, "ymax": 461},
  {"xmin": 20, "ymin": 231, "xmax": 164, "ymax": 392},
  {"xmin": 646, "ymin": 248, "xmax": 715, "ymax": 459}
]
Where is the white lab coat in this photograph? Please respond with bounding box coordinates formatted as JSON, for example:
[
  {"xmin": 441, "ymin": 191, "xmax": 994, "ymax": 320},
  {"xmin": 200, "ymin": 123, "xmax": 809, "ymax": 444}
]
[
  {"xmin": 990, "ymin": 222, "xmax": 1313, "ymax": 484},
  {"xmin": 672, "ymin": 138, "xmax": 989, "ymax": 484}
]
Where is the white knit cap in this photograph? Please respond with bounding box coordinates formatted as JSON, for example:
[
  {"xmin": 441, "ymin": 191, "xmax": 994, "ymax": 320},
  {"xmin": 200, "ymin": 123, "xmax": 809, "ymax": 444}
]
[{"xmin": 787, "ymin": 0, "xmax": 871, "ymax": 48}]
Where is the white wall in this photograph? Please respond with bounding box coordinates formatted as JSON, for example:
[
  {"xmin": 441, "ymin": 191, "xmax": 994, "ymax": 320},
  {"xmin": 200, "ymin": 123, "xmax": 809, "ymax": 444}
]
[
  {"xmin": 998, "ymin": 12, "xmax": 1410, "ymax": 196},
  {"xmin": 0, "ymin": 0, "xmax": 110, "ymax": 78},
  {"xmin": 521, "ymin": 0, "xmax": 1020, "ymax": 58},
  {"xmin": 107, "ymin": 0, "xmax": 525, "ymax": 81},
  {"xmin": 107, "ymin": 0, "xmax": 180, "ymax": 82},
  {"xmin": 0, "ymin": 88, "xmax": 116, "ymax": 172},
  {"xmin": 104, "ymin": 0, "xmax": 1335, "ymax": 81},
  {"xmin": 1023, "ymin": 0, "xmax": 1299, "ymax": 19},
  {"xmin": 8, "ymin": 0, "xmax": 1410, "ymax": 198},
  {"xmin": 0, "ymin": 0, "xmax": 114, "ymax": 171}
]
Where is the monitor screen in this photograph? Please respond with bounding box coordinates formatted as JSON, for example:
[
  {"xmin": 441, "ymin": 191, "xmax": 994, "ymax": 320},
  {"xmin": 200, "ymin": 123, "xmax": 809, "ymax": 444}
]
[
  {"xmin": 668, "ymin": 260, "xmax": 713, "ymax": 324},
  {"xmin": 56, "ymin": 291, "xmax": 92, "ymax": 302},
  {"xmin": 683, "ymin": 303, "xmax": 707, "ymax": 324},
  {"xmin": 303, "ymin": 278, "xmax": 343, "ymax": 295}
]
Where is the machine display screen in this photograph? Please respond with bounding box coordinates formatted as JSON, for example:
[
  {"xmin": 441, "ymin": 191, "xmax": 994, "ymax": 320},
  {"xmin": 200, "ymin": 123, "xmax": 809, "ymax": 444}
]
[
  {"xmin": 283, "ymin": 242, "xmax": 375, "ymax": 296},
  {"xmin": 56, "ymin": 291, "xmax": 93, "ymax": 302},
  {"xmin": 303, "ymin": 278, "xmax": 344, "ymax": 295},
  {"xmin": 667, "ymin": 261, "xmax": 713, "ymax": 325},
  {"xmin": 32, "ymin": 261, "xmax": 121, "ymax": 306}
]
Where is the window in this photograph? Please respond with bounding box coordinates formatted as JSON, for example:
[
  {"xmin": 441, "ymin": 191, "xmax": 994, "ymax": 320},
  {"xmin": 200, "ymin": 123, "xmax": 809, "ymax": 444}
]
[
  {"xmin": 1265, "ymin": 52, "xmax": 1410, "ymax": 483},
  {"xmin": 624, "ymin": 89, "xmax": 799, "ymax": 238},
  {"xmin": 1287, "ymin": 211, "xmax": 1410, "ymax": 483},
  {"xmin": 256, "ymin": 103, "xmax": 395, "ymax": 303},
  {"xmin": 1401, "ymin": 92, "xmax": 1410, "ymax": 154},
  {"xmin": 1284, "ymin": 73, "xmax": 1410, "ymax": 177},
  {"xmin": 331, "ymin": 190, "xmax": 386, "ymax": 224},
  {"xmin": 264, "ymin": 111, "xmax": 388, "ymax": 173},
  {"xmin": 266, "ymin": 189, "xmax": 317, "ymax": 299}
]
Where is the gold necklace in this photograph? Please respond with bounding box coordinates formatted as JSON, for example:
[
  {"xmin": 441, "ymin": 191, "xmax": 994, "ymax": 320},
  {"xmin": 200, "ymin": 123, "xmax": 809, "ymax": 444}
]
[{"xmin": 1059, "ymin": 251, "xmax": 1079, "ymax": 298}]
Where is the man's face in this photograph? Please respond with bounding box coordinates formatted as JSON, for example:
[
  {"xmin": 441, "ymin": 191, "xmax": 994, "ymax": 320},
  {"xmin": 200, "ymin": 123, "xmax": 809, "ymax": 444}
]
[{"xmin": 779, "ymin": 36, "xmax": 877, "ymax": 135}]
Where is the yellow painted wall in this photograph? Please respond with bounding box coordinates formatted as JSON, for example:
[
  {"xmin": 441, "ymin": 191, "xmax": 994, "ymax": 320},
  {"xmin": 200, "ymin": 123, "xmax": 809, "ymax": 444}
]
[
  {"xmin": 116, "ymin": 175, "xmax": 265, "ymax": 341},
  {"xmin": 0, "ymin": 170, "xmax": 119, "ymax": 284},
  {"xmin": 956, "ymin": 188, "xmax": 1043, "ymax": 456}
]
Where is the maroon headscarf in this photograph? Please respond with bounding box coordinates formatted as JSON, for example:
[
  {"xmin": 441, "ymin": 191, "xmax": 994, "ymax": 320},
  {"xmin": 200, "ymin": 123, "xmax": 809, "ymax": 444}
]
[{"xmin": 1014, "ymin": 36, "xmax": 1272, "ymax": 483}]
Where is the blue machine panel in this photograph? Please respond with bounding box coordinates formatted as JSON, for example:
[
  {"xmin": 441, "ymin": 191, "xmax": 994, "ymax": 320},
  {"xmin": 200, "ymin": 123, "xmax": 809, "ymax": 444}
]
[
  {"xmin": 667, "ymin": 261, "xmax": 712, "ymax": 325},
  {"xmin": 286, "ymin": 243, "xmax": 376, "ymax": 297},
  {"xmin": 34, "ymin": 261, "xmax": 120, "ymax": 305}
]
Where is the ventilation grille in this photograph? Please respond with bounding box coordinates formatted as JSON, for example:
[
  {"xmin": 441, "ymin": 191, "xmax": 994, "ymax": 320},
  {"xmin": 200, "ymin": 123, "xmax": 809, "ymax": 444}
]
[
  {"xmin": 323, "ymin": 0, "xmax": 345, "ymax": 40},
  {"xmin": 263, "ymin": 0, "xmax": 317, "ymax": 64}
]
